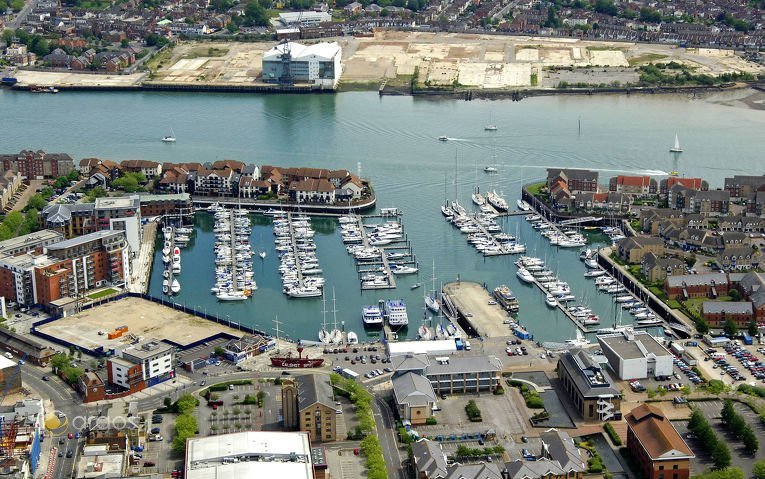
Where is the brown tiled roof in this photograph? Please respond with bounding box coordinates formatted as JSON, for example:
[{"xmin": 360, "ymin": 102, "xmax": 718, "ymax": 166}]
[
  {"xmin": 292, "ymin": 179, "xmax": 334, "ymax": 193},
  {"xmin": 617, "ymin": 175, "xmax": 650, "ymax": 187},
  {"xmin": 212, "ymin": 159, "xmax": 244, "ymax": 171},
  {"xmin": 121, "ymin": 160, "xmax": 159, "ymax": 169},
  {"xmin": 626, "ymin": 404, "xmax": 694, "ymax": 461}
]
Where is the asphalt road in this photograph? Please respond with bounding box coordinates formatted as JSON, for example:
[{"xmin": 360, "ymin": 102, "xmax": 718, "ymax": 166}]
[
  {"xmin": 373, "ymin": 396, "xmax": 405, "ymax": 479},
  {"xmin": 6, "ymin": 0, "xmax": 38, "ymax": 31},
  {"xmin": 21, "ymin": 365, "xmax": 86, "ymax": 479}
]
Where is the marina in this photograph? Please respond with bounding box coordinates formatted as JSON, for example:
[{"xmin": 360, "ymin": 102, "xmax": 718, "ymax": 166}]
[
  {"xmin": 9, "ymin": 89, "xmax": 764, "ymax": 343},
  {"xmin": 341, "ymin": 214, "xmax": 418, "ymax": 290},
  {"xmin": 211, "ymin": 206, "xmax": 256, "ymax": 301},
  {"xmin": 274, "ymin": 212, "xmax": 324, "ymax": 298}
]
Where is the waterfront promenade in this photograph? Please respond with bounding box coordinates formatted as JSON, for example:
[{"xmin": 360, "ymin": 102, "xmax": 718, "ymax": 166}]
[{"xmin": 128, "ymin": 221, "xmax": 158, "ymax": 294}]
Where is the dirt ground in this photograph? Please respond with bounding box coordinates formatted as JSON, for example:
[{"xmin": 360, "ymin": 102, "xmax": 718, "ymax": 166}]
[
  {"xmin": 151, "ymin": 32, "xmax": 763, "ymax": 90},
  {"xmin": 37, "ymin": 297, "xmax": 243, "ymax": 350},
  {"xmin": 15, "ymin": 32, "xmax": 765, "ymax": 91}
]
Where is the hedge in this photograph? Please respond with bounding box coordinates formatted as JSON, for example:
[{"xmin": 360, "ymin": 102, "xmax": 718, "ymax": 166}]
[
  {"xmin": 465, "ymin": 400, "xmax": 482, "ymax": 422},
  {"xmin": 604, "ymin": 423, "xmax": 622, "ymax": 446},
  {"xmin": 208, "ymin": 379, "xmax": 252, "ymax": 392}
]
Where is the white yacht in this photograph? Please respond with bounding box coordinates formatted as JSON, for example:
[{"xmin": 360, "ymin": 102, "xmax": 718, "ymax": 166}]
[
  {"xmin": 362, "ymin": 305, "xmax": 384, "ymax": 326},
  {"xmin": 545, "ymin": 293, "xmax": 558, "ymax": 308},
  {"xmin": 171, "ymin": 279, "xmax": 181, "ymax": 294},
  {"xmin": 385, "ymin": 300, "xmax": 409, "ymax": 327},
  {"xmin": 347, "ymin": 331, "xmax": 359, "ymax": 345},
  {"xmin": 216, "ymin": 290, "xmax": 248, "ymax": 301},
  {"xmin": 517, "ymin": 200, "xmax": 531, "ymax": 211},
  {"xmin": 516, "ymin": 268, "xmax": 535, "ymax": 283}
]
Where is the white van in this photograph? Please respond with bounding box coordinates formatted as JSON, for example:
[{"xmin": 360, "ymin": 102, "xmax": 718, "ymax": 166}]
[
  {"xmin": 4, "ymin": 352, "xmax": 13, "ymax": 359},
  {"xmin": 464, "ymin": 341, "xmax": 472, "ymax": 351}
]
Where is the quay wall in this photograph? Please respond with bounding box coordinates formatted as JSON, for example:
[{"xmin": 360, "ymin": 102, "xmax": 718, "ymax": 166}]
[{"xmin": 596, "ymin": 247, "xmax": 693, "ymax": 338}]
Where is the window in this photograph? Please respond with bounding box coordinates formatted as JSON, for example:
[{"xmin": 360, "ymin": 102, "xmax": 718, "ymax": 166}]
[
  {"xmin": 673, "ymin": 475, "xmax": 678, "ymax": 479},
  {"xmin": 673, "ymin": 465, "xmax": 678, "ymax": 470},
  {"xmin": 659, "ymin": 466, "xmax": 664, "ymax": 471}
]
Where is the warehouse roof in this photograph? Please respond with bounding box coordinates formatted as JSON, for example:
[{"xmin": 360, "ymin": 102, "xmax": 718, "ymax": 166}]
[
  {"xmin": 186, "ymin": 431, "xmax": 313, "ymax": 479},
  {"xmin": 598, "ymin": 331, "xmax": 672, "ymax": 361},
  {"xmin": 665, "ymin": 272, "xmax": 728, "ymax": 288},
  {"xmin": 702, "ymin": 301, "xmax": 753, "ymax": 315}
]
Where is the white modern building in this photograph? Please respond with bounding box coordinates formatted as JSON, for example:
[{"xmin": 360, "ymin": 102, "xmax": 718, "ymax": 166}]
[
  {"xmin": 278, "ymin": 11, "xmax": 331, "ymax": 27},
  {"xmin": 597, "ymin": 330, "xmax": 673, "ymax": 380},
  {"xmin": 262, "ymin": 41, "xmax": 342, "ymax": 88},
  {"xmin": 185, "ymin": 431, "xmax": 314, "ymax": 479}
]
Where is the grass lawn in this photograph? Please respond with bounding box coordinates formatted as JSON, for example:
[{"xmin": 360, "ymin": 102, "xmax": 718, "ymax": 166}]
[
  {"xmin": 182, "ymin": 46, "xmax": 229, "ymax": 59},
  {"xmin": 627, "ymin": 53, "xmax": 668, "ymax": 66},
  {"xmin": 527, "ymin": 182, "xmax": 546, "ymax": 196},
  {"xmin": 87, "ymin": 288, "xmax": 118, "ymax": 300}
]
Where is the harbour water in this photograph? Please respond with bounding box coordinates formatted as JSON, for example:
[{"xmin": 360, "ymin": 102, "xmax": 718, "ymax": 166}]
[{"xmin": 3, "ymin": 88, "xmax": 765, "ymax": 342}]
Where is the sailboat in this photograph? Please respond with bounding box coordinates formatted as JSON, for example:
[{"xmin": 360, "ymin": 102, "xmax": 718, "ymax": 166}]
[
  {"xmin": 484, "ymin": 112, "xmax": 497, "ymax": 131},
  {"xmin": 162, "ymin": 128, "xmax": 177, "ymax": 143},
  {"xmin": 471, "ymin": 161, "xmax": 485, "ymax": 206},
  {"xmin": 441, "ymin": 171, "xmax": 454, "ymax": 217},
  {"xmin": 329, "ymin": 288, "xmax": 343, "ymax": 345},
  {"xmin": 669, "ymin": 133, "xmax": 683, "ymax": 153},
  {"xmin": 318, "ymin": 292, "xmax": 332, "ymax": 344},
  {"xmin": 162, "ymin": 279, "xmax": 170, "ymax": 295},
  {"xmin": 424, "ymin": 259, "xmax": 440, "ymax": 313},
  {"xmin": 171, "ymin": 278, "xmax": 181, "ymax": 294},
  {"xmin": 484, "ymin": 143, "xmax": 498, "ymax": 173},
  {"xmin": 259, "ymin": 251, "xmax": 267, "ymax": 259}
]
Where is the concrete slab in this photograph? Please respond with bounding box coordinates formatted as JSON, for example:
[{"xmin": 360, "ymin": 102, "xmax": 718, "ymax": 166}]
[
  {"xmin": 515, "ymin": 48, "xmax": 539, "ymax": 62},
  {"xmin": 443, "ymin": 282, "xmax": 511, "ymax": 338},
  {"xmin": 589, "ymin": 50, "xmax": 629, "ymax": 67},
  {"xmin": 36, "ymin": 297, "xmax": 243, "ymax": 351}
]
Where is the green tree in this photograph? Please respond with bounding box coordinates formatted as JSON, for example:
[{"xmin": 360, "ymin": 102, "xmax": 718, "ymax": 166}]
[
  {"xmin": 593, "ymin": 0, "xmax": 617, "ymax": 16},
  {"xmin": 67, "ymin": 169, "xmax": 80, "ymax": 182},
  {"xmin": 721, "ymin": 399, "xmax": 736, "ymax": 425},
  {"xmin": 24, "ymin": 209, "xmax": 39, "ymax": 233},
  {"xmin": 214, "ymin": 346, "xmax": 225, "ymax": 356},
  {"xmin": 697, "ymin": 318, "xmax": 710, "ymax": 334},
  {"xmin": 748, "ymin": 319, "xmax": 758, "ymax": 337},
  {"xmin": 743, "ymin": 425, "xmax": 759, "ymax": 454},
  {"xmin": 243, "ymin": 2, "xmax": 270, "ymax": 27},
  {"xmin": 694, "ymin": 468, "xmax": 745, "ymax": 479},
  {"xmin": 723, "ymin": 318, "xmax": 738, "ymax": 337},
  {"xmin": 729, "ymin": 288, "xmax": 741, "ymax": 301},
  {"xmin": 26, "ymin": 194, "xmax": 47, "ymax": 211},
  {"xmin": 753, "ymin": 460, "xmax": 765, "ymax": 479},
  {"xmin": 54, "ymin": 176, "xmax": 70, "ymax": 190},
  {"xmin": 176, "ymin": 393, "xmax": 198, "ymax": 414},
  {"xmin": 163, "ymin": 397, "xmax": 172, "ymax": 408},
  {"xmin": 121, "ymin": 39, "xmax": 130, "ymax": 48},
  {"xmin": 729, "ymin": 414, "xmax": 746, "ymax": 436},
  {"xmin": 712, "ymin": 441, "xmax": 732, "ymax": 469}
]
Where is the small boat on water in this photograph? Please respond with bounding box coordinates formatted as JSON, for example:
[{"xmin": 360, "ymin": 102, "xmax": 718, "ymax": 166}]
[
  {"xmin": 259, "ymin": 251, "xmax": 266, "ymax": 259},
  {"xmin": 517, "ymin": 199, "xmax": 531, "ymax": 211},
  {"xmin": 484, "ymin": 166, "xmax": 498, "ymax": 173},
  {"xmin": 669, "ymin": 133, "xmax": 683, "ymax": 153},
  {"xmin": 438, "ymin": 136, "xmax": 449, "ymax": 141},
  {"xmin": 516, "ymin": 268, "xmax": 535, "ymax": 284},
  {"xmin": 545, "ymin": 293, "xmax": 558, "ymax": 308},
  {"xmin": 171, "ymin": 279, "xmax": 181, "ymax": 294},
  {"xmin": 217, "ymin": 290, "xmax": 248, "ymax": 301},
  {"xmin": 162, "ymin": 279, "xmax": 169, "ymax": 295},
  {"xmin": 418, "ymin": 324, "xmax": 432, "ymax": 340},
  {"xmin": 410, "ymin": 282, "xmax": 422, "ymax": 290},
  {"xmin": 162, "ymin": 128, "xmax": 177, "ymax": 143},
  {"xmin": 347, "ymin": 331, "xmax": 359, "ymax": 344},
  {"xmin": 584, "ymin": 269, "xmax": 607, "ymax": 278},
  {"xmin": 584, "ymin": 258, "xmax": 599, "ymax": 269}
]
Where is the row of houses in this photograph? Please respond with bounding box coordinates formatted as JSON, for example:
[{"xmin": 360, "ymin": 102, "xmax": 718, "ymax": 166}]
[{"xmin": 0, "ymin": 150, "xmax": 75, "ymax": 179}]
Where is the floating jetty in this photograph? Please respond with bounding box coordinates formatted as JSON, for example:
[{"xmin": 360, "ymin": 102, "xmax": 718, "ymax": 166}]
[{"xmin": 340, "ymin": 214, "xmax": 417, "ymax": 290}]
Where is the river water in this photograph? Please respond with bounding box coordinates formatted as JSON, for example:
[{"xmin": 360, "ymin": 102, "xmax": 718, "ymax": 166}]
[{"xmin": 3, "ymin": 88, "xmax": 764, "ymax": 342}]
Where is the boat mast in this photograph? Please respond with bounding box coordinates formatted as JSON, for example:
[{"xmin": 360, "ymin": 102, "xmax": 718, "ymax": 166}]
[
  {"xmin": 332, "ymin": 287, "xmax": 339, "ymax": 333},
  {"xmin": 273, "ymin": 316, "xmax": 282, "ymax": 352}
]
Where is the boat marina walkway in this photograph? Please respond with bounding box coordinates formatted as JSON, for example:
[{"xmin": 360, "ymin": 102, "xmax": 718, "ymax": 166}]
[{"xmin": 442, "ymin": 281, "xmax": 511, "ymax": 338}]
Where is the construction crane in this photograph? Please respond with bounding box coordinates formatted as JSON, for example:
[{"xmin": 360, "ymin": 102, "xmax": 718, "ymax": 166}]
[
  {"xmin": 0, "ymin": 353, "xmax": 28, "ymax": 455},
  {"xmin": 278, "ymin": 39, "xmax": 294, "ymax": 86}
]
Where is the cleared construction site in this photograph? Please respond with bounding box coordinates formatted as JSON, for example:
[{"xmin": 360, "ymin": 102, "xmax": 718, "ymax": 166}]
[{"xmin": 11, "ymin": 31, "xmax": 765, "ymax": 91}]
